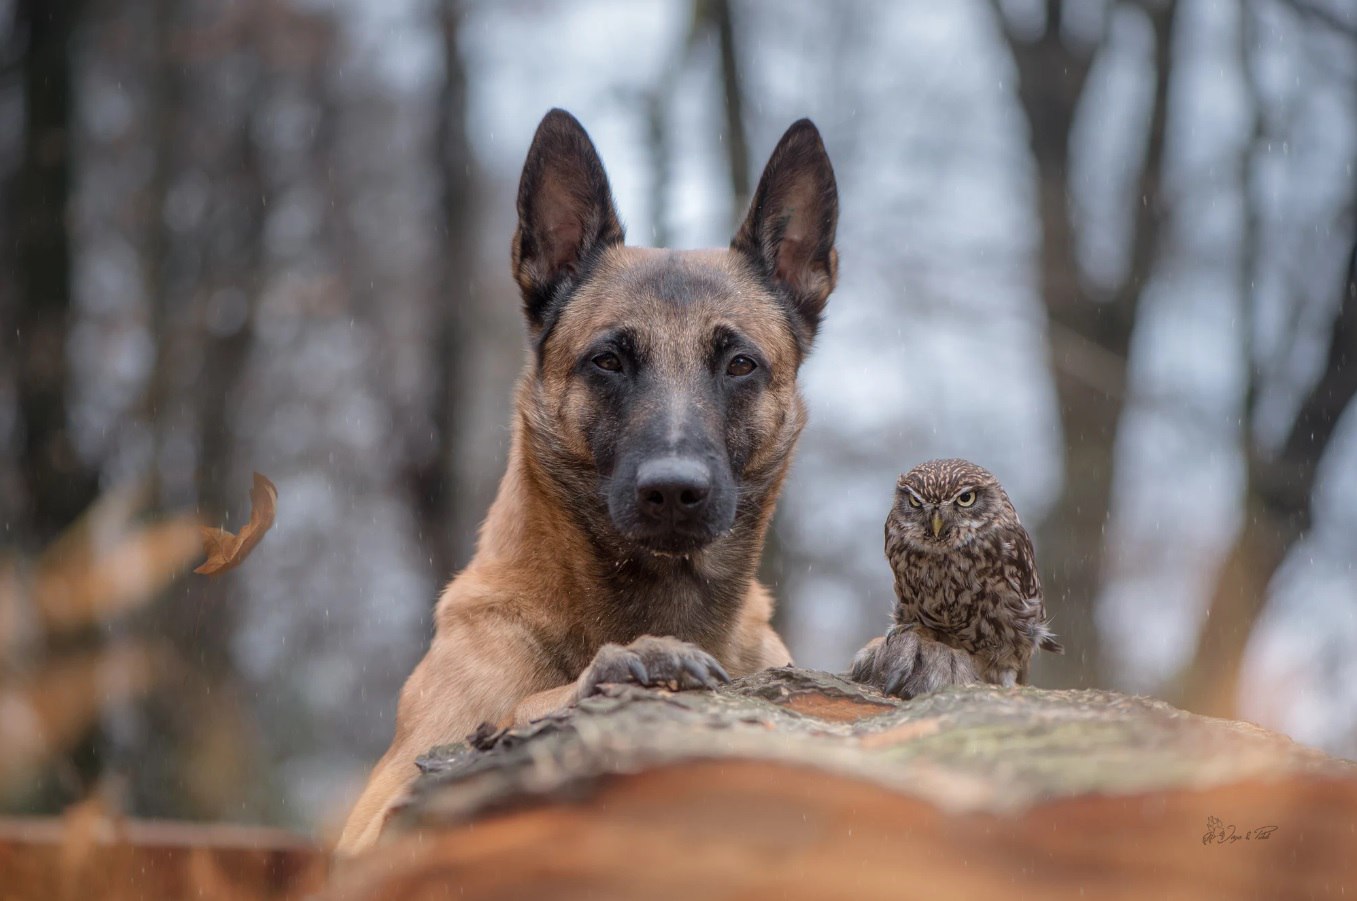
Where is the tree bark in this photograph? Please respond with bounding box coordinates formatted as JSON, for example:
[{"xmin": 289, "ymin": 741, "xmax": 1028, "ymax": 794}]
[
  {"xmin": 327, "ymin": 667, "xmax": 1357, "ymax": 899},
  {"xmin": 5, "ymin": 669, "xmax": 1354, "ymax": 898}
]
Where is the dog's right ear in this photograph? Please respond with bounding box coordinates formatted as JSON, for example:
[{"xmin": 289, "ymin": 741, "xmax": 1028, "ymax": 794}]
[{"xmin": 512, "ymin": 109, "xmax": 625, "ymax": 333}]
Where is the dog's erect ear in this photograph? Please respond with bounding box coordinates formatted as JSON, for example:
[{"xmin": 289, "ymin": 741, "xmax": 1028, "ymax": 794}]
[
  {"xmin": 512, "ymin": 109, "xmax": 625, "ymax": 332},
  {"xmin": 731, "ymin": 119, "xmax": 839, "ymax": 344}
]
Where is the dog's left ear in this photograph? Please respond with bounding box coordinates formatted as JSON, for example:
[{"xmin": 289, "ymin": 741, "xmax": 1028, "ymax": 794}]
[
  {"xmin": 513, "ymin": 109, "xmax": 625, "ymax": 333},
  {"xmin": 731, "ymin": 119, "xmax": 839, "ymax": 344}
]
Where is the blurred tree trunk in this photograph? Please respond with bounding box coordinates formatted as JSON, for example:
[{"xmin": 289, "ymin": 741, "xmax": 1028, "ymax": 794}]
[
  {"xmin": 705, "ymin": 0, "xmax": 750, "ymax": 217},
  {"xmin": 643, "ymin": 1, "xmax": 748, "ymax": 242},
  {"xmin": 1176, "ymin": 5, "xmax": 1357, "ymax": 718},
  {"xmin": 994, "ymin": 0, "xmax": 1178, "ymax": 688},
  {"xmin": 11, "ymin": 0, "xmax": 98, "ymax": 549},
  {"xmin": 0, "ymin": 10, "xmax": 23, "ymax": 529},
  {"xmin": 139, "ymin": 0, "xmax": 183, "ymax": 509},
  {"xmin": 188, "ymin": 51, "xmax": 262, "ymax": 673},
  {"xmin": 1178, "ymin": 238, "xmax": 1357, "ymax": 717},
  {"xmin": 644, "ymin": 90, "xmax": 673, "ymax": 248},
  {"xmin": 121, "ymin": 0, "xmax": 270, "ymax": 821},
  {"xmin": 410, "ymin": 0, "xmax": 474, "ymax": 583}
]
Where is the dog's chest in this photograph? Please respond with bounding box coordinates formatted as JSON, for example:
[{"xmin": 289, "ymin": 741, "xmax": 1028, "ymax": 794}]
[
  {"xmin": 616, "ymin": 579, "xmax": 735, "ymax": 649},
  {"xmin": 551, "ymin": 568, "xmax": 740, "ymax": 674}
]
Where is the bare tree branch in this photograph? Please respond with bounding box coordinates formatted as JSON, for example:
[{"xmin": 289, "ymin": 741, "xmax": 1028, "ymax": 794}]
[
  {"xmin": 1270, "ymin": 0, "xmax": 1357, "ymax": 42},
  {"xmin": 1177, "ymin": 234, "xmax": 1357, "ymax": 716}
]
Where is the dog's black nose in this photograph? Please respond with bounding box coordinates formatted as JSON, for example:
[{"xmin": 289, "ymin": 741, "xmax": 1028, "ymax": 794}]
[{"xmin": 635, "ymin": 457, "xmax": 711, "ymax": 523}]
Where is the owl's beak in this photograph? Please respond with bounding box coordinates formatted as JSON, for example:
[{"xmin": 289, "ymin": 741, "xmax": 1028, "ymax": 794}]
[{"xmin": 930, "ymin": 511, "xmax": 943, "ymax": 538}]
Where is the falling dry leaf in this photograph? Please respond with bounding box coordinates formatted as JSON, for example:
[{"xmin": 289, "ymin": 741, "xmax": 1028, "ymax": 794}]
[{"xmin": 194, "ymin": 473, "xmax": 277, "ymax": 576}]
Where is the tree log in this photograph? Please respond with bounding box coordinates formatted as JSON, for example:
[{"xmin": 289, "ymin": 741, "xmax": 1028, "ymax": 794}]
[
  {"xmin": 326, "ymin": 668, "xmax": 1357, "ymax": 899},
  {"xmin": 0, "ymin": 816, "xmax": 324, "ymax": 900}
]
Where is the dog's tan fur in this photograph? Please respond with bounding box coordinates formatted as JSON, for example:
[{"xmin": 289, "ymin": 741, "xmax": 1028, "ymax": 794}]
[{"xmin": 336, "ymin": 112, "xmax": 836, "ymax": 855}]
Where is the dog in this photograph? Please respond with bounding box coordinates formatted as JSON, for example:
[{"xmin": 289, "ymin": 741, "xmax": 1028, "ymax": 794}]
[{"xmin": 336, "ymin": 108, "xmax": 839, "ymax": 854}]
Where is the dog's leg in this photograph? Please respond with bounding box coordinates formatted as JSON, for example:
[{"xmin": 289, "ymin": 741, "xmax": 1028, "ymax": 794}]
[
  {"xmin": 506, "ymin": 683, "xmax": 578, "ymax": 726},
  {"xmin": 725, "ymin": 584, "xmax": 794, "ymax": 674},
  {"xmin": 335, "ymin": 610, "xmax": 552, "ymax": 856}
]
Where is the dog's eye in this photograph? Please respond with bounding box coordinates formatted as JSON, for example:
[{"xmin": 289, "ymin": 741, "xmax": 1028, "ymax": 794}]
[
  {"xmin": 727, "ymin": 355, "xmax": 757, "ymax": 377},
  {"xmin": 907, "ymin": 495, "xmax": 922, "ymax": 508},
  {"xmin": 956, "ymin": 491, "xmax": 976, "ymax": 507},
  {"xmin": 591, "ymin": 353, "xmax": 623, "ymax": 373}
]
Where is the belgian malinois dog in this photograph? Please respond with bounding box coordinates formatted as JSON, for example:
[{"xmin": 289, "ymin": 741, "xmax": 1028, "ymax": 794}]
[{"xmin": 337, "ymin": 108, "xmax": 838, "ymax": 853}]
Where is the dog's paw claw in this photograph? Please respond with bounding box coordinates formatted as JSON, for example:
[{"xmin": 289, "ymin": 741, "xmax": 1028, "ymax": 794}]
[
  {"xmin": 709, "ymin": 658, "xmax": 732, "ymax": 685},
  {"xmin": 580, "ymin": 635, "xmax": 729, "ymax": 697}
]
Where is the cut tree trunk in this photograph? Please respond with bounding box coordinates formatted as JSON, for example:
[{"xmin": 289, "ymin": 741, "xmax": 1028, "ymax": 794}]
[
  {"xmin": 0, "ymin": 816, "xmax": 324, "ymax": 900},
  {"xmin": 327, "ymin": 668, "xmax": 1356, "ymax": 900}
]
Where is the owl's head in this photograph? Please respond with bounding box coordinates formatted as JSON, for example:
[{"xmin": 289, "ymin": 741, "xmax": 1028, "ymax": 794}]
[{"xmin": 890, "ymin": 458, "xmax": 1017, "ymax": 550}]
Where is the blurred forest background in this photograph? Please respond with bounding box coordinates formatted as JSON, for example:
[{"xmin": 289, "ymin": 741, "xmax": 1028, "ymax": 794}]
[{"xmin": 1, "ymin": 0, "xmax": 1354, "ymax": 835}]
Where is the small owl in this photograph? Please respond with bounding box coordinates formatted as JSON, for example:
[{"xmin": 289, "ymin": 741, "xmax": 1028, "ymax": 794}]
[{"xmin": 867, "ymin": 458, "xmax": 1062, "ymax": 692}]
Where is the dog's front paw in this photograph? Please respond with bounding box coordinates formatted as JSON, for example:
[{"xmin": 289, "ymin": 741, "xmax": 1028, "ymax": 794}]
[
  {"xmin": 578, "ymin": 635, "xmax": 731, "ymax": 697},
  {"xmin": 849, "ymin": 624, "xmax": 981, "ymax": 700}
]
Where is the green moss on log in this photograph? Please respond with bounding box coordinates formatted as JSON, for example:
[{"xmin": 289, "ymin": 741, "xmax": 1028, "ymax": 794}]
[{"xmin": 393, "ymin": 667, "xmax": 1352, "ymax": 833}]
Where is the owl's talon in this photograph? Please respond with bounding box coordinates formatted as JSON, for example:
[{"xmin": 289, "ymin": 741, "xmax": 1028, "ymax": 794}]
[
  {"xmin": 849, "ymin": 620, "xmax": 982, "ymax": 699},
  {"xmin": 627, "ymin": 657, "xmax": 649, "ymax": 685},
  {"xmin": 883, "ymin": 667, "xmax": 909, "ymax": 699}
]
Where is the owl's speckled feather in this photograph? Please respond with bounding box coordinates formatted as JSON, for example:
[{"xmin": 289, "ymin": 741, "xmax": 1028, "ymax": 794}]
[{"xmin": 881, "ymin": 458, "xmax": 1062, "ymax": 688}]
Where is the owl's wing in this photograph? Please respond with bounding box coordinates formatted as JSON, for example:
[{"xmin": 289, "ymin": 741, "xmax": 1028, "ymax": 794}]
[
  {"xmin": 1002, "ymin": 524, "xmax": 1042, "ymax": 605},
  {"xmin": 1003, "ymin": 524, "xmax": 1063, "ymax": 654}
]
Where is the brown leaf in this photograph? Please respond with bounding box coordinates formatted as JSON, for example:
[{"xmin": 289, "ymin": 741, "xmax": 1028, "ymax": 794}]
[{"xmin": 194, "ymin": 473, "xmax": 278, "ymax": 576}]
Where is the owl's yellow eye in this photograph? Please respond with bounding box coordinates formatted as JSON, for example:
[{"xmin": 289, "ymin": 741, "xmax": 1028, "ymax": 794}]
[
  {"xmin": 907, "ymin": 494, "xmax": 922, "ymax": 508},
  {"xmin": 956, "ymin": 491, "xmax": 976, "ymax": 508}
]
